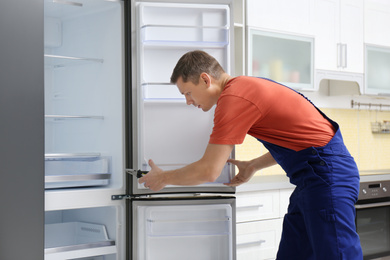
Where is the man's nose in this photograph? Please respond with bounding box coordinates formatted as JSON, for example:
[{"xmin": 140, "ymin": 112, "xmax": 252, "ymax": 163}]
[{"xmin": 185, "ymin": 96, "xmax": 193, "ymax": 105}]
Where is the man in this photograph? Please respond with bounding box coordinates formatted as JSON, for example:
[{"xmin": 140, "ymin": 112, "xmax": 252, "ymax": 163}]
[{"xmin": 139, "ymin": 50, "xmax": 363, "ymax": 259}]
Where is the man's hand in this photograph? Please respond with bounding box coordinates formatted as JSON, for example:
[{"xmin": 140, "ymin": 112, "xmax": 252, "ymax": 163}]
[
  {"xmin": 224, "ymin": 159, "xmax": 256, "ymax": 187},
  {"xmin": 138, "ymin": 159, "xmax": 166, "ymax": 191},
  {"xmin": 224, "ymin": 152, "xmax": 277, "ymax": 187}
]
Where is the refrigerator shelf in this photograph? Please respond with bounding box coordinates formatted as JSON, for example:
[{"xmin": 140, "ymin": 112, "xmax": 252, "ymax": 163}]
[
  {"xmin": 45, "ymin": 153, "xmax": 101, "ymax": 158},
  {"xmin": 45, "ymin": 115, "xmax": 104, "ymax": 119},
  {"xmin": 45, "ymin": 222, "xmax": 116, "ymax": 256},
  {"xmin": 44, "ymin": 54, "xmax": 103, "ymax": 68}
]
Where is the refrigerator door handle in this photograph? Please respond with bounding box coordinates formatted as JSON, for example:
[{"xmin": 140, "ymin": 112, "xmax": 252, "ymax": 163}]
[{"xmin": 126, "ymin": 169, "xmax": 148, "ymax": 178}]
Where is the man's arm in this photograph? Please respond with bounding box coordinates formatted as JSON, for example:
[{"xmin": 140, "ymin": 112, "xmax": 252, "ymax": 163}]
[{"xmin": 138, "ymin": 143, "xmax": 234, "ymax": 191}]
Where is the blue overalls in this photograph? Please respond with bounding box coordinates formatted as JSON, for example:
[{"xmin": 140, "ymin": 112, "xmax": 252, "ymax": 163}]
[{"xmin": 257, "ymin": 88, "xmax": 363, "ymax": 259}]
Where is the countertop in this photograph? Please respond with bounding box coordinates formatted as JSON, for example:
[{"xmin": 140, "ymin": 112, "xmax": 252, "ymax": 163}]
[{"xmin": 236, "ymin": 172, "xmax": 390, "ymax": 193}]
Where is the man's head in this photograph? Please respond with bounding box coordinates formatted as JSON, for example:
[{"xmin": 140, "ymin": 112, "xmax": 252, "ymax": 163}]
[
  {"xmin": 170, "ymin": 51, "xmax": 227, "ymax": 112},
  {"xmin": 170, "ymin": 50, "xmax": 225, "ymax": 85}
]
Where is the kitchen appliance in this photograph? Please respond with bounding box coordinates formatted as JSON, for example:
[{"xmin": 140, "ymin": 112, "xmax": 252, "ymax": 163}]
[
  {"xmin": 356, "ymin": 180, "xmax": 390, "ymax": 260},
  {"xmin": 43, "ymin": 0, "xmax": 235, "ymax": 259}
]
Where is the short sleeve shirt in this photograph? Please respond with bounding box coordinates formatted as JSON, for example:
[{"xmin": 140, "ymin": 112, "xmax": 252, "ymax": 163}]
[{"xmin": 209, "ymin": 76, "xmax": 335, "ymax": 151}]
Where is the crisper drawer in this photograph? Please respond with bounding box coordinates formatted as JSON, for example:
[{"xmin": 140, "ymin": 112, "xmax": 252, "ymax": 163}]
[
  {"xmin": 44, "ymin": 207, "xmax": 117, "ymax": 260},
  {"xmin": 236, "ymin": 219, "xmax": 283, "ymax": 260},
  {"xmin": 45, "ymin": 154, "xmax": 111, "ymax": 189},
  {"xmin": 236, "ymin": 190, "xmax": 280, "ymax": 223}
]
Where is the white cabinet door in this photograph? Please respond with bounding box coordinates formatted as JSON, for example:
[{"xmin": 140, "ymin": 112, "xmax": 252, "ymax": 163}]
[
  {"xmin": 236, "ymin": 190, "xmax": 280, "ymax": 223},
  {"xmin": 364, "ymin": 0, "xmax": 390, "ymax": 47},
  {"xmin": 247, "ymin": 0, "xmax": 314, "ymax": 36},
  {"xmin": 340, "ymin": 0, "xmax": 364, "ymax": 73},
  {"xmin": 236, "ymin": 219, "xmax": 283, "ymax": 260},
  {"xmin": 314, "ymin": 0, "xmax": 363, "ymax": 73},
  {"xmin": 314, "ymin": 0, "xmax": 340, "ymax": 71}
]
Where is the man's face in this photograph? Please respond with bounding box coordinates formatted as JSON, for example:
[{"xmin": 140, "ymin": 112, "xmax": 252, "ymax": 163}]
[{"xmin": 176, "ymin": 75, "xmax": 213, "ymax": 112}]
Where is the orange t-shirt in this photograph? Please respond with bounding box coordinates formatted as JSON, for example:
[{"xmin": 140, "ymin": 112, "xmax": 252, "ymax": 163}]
[{"xmin": 209, "ymin": 76, "xmax": 335, "ymax": 151}]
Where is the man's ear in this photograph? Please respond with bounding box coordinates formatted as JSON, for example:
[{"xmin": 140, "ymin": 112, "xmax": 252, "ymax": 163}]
[{"xmin": 200, "ymin": 73, "xmax": 211, "ymax": 87}]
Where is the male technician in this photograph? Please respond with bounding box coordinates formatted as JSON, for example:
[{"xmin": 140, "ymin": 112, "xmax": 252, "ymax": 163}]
[{"xmin": 139, "ymin": 50, "xmax": 363, "ymax": 259}]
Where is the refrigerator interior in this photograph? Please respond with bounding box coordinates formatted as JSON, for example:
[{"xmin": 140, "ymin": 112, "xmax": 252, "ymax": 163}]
[
  {"xmin": 131, "ymin": 197, "xmax": 236, "ymax": 260},
  {"xmin": 132, "ymin": 1, "xmax": 234, "ymax": 194},
  {"xmin": 44, "ymin": 0, "xmax": 124, "ymax": 189},
  {"xmin": 45, "ymin": 206, "xmax": 120, "ymax": 260}
]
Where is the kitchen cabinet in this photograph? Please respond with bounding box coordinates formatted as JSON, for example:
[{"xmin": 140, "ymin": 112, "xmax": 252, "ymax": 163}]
[
  {"xmin": 365, "ymin": 45, "xmax": 390, "ymax": 95},
  {"xmin": 364, "ymin": 0, "xmax": 390, "ymax": 47},
  {"xmin": 236, "ymin": 188, "xmax": 294, "ymax": 260},
  {"xmin": 314, "ymin": 0, "xmax": 364, "ymax": 73},
  {"xmin": 247, "ymin": 29, "xmax": 315, "ymax": 90},
  {"xmin": 246, "ymin": 0, "xmax": 314, "ymax": 36}
]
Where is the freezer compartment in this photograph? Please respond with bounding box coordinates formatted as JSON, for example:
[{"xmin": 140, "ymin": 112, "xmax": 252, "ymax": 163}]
[
  {"xmin": 45, "ymin": 154, "xmax": 111, "ymax": 189},
  {"xmin": 131, "ymin": 197, "xmax": 236, "ymax": 260},
  {"xmin": 45, "ymin": 207, "xmax": 117, "ymax": 260}
]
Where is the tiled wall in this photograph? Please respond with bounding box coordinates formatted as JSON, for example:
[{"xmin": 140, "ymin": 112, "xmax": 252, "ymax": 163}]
[{"xmin": 235, "ymin": 108, "xmax": 390, "ymax": 176}]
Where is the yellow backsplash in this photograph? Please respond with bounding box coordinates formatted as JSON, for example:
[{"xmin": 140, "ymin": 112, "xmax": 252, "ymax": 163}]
[{"xmin": 235, "ymin": 108, "xmax": 390, "ymax": 176}]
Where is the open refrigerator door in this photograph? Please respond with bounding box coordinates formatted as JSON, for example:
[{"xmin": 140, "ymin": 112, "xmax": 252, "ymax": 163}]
[{"xmin": 130, "ymin": 0, "xmax": 235, "ymax": 195}]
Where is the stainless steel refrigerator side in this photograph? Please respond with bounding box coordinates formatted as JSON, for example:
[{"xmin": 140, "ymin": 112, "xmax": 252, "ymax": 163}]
[
  {"xmin": 0, "ymin": 0, "xmax": 44, "ymax": 258},
  {"xmin": 130, "ymin": 196, "xmax": 236, "ymax": 260}
]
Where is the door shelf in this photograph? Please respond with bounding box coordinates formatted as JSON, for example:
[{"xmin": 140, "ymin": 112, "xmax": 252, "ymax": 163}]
[
  {"xmin": 142, "ymin": 83, "xmax": 184, "ymax": 100},
  {"xmin": 140, "ymin": 25, "xmax": 229, "ymax": 47},
  {"xmin": 45, "ymin": 222, "xmax": 116, "ymax": 259},
  {"xmin": 44, "ymin": 54, "xmax": 103, "ymax": 68}
]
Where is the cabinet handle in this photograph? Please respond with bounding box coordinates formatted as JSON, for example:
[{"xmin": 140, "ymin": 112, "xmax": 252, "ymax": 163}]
[
  {"xmin": 238, "ymin": 240, "xmax": 266, "ymax": 247},
  {"xmin": 343, "ymin": 44, "xmax": 347, "ymax": 68},
  {"xmin": 237, "ymin": 204, "xmax": 264, "ymax": 210},
  {"xmin": 337, "ymin": 43, "xmax": 342, "ymax": 68}
]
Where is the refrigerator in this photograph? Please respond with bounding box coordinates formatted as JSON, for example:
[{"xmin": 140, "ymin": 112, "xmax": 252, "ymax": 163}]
[{"xmin": 43, "ymin": 0, "xmax": 235, "ymax": 259}]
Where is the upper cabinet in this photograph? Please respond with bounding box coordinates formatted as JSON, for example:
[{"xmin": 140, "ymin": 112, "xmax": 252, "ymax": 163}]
[
  {"xmin": 246, "ymin": 0, "xmax": 314, "ymax": 36},
  {"xmin": 365, "ymin": 45, "xmax": 390, "ymax": 95},
  {"xmin": 364, "ymin": 0, "xmax": 390, "ymax": 96},
  {"xmin": 364, "ymin": 0, "xmax": 390, "ymax": 47},
  {"xmin": 314, "ymin": 0, "xmax": 364, "ymax": 73},
  {"xmin": 247, "ymin": 29, "xmax": 315, "ymax": 90},
  {"xmin": 245, "ymin": 0, "xmax": 315, "ymax": 90}
]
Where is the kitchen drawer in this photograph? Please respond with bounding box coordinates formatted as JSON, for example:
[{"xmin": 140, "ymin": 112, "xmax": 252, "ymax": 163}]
[
  {"xmin": 236, "ymin": 190, "xmax": 280, "ymax": 223},
  {"xmin": 236, "ymin": 218, "xmax": 283, "ymax": 260}
]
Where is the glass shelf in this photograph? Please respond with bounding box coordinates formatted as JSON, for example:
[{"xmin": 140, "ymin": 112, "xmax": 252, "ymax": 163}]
[
  {"xmin": 45, "ymin": 115, "xmax": 104, "ymax": 119},
  {"xmin": 44, "ymin": 54, "xmax": 103, "ymax": 68}
]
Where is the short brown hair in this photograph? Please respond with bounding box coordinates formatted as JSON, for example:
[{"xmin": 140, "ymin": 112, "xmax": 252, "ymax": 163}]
[{"xmin": 170, "ymin": 50, "xmax": 225, "ymax": 84}]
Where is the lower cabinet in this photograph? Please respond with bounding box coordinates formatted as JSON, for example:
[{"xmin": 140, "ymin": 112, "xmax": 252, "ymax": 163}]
[
  {"xmin": 236, "ymin": 188, "xmax": 294, "ymax": 260},
  {"xmin": 237, "ymin": 218, "xmax": 283, "ymax": 260}
]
